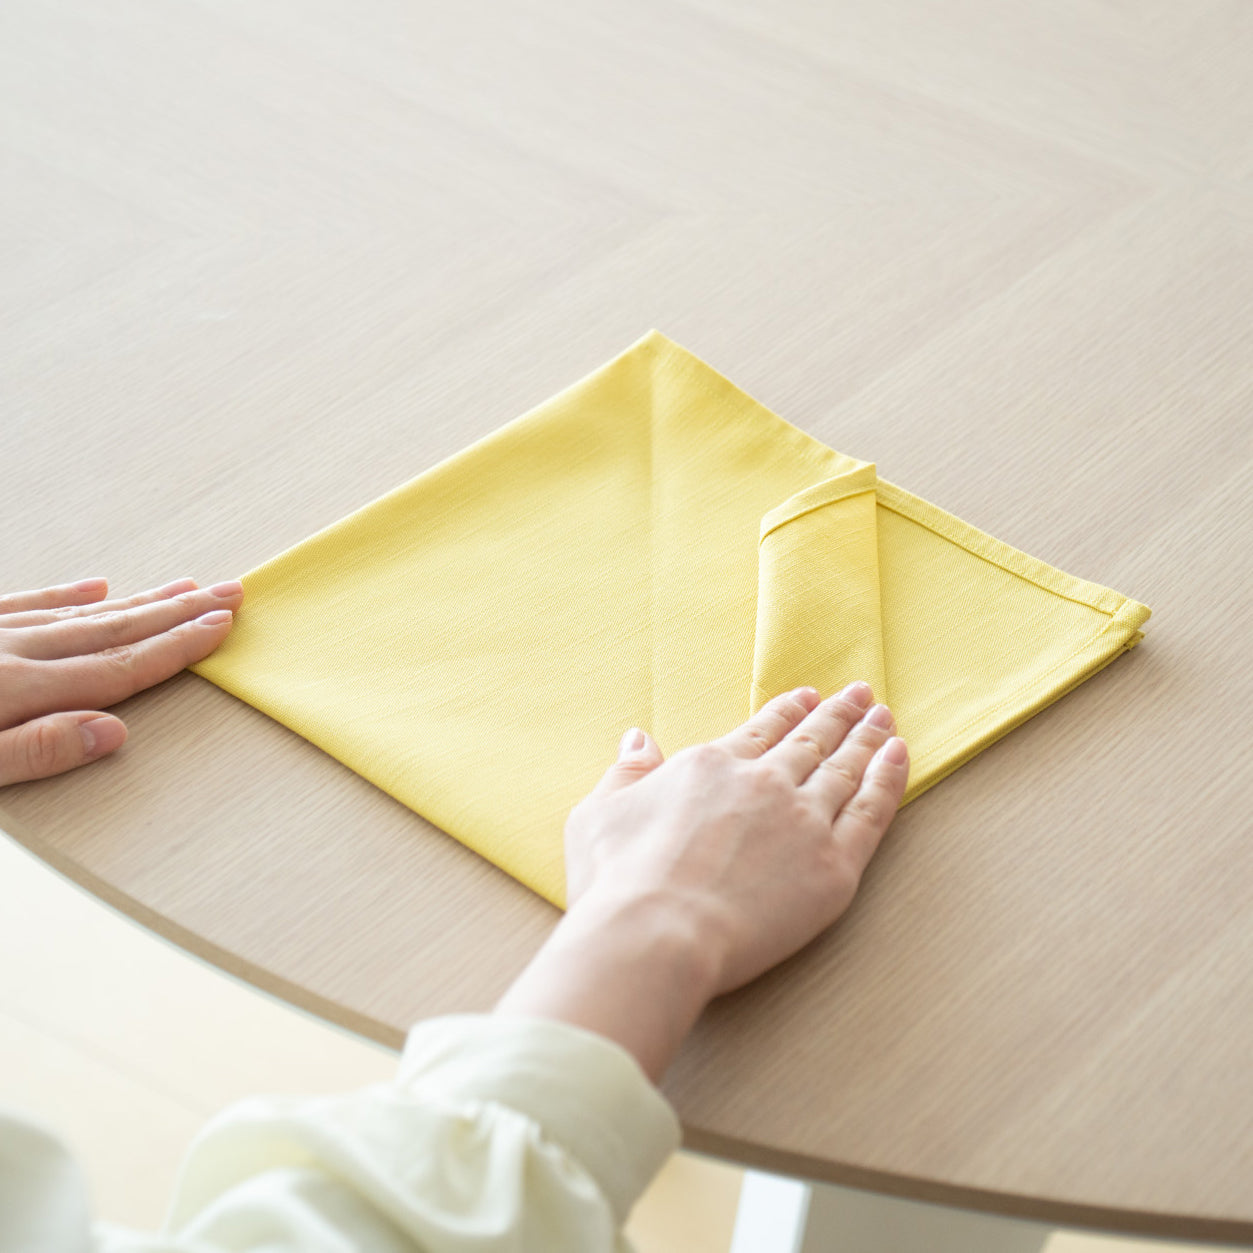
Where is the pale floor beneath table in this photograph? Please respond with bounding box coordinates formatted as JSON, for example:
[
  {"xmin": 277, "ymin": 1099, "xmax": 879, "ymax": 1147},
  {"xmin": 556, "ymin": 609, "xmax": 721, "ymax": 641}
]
[{"xmin": 0, "ymin": 831, "xmax": 1220, "ymax": 1252}]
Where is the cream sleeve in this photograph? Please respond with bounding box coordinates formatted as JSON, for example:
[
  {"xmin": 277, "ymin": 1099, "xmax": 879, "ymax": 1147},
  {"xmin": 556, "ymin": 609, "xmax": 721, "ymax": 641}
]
[{"xmin": 4, "ymin": 1014, "xmax": 683, "ymax": 1253}]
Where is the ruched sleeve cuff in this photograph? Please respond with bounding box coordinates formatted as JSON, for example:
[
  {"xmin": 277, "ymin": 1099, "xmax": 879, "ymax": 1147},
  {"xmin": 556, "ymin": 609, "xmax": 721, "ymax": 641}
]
[{"xmin": 397, "ymin": 1014, "xmax": 682, "ymax": 1224}]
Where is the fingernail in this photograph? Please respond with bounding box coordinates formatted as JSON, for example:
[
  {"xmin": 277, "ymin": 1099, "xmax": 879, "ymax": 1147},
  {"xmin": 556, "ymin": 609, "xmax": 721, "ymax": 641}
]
[
  {"xmin": 79, "ymin": 716, "xmax": 125, "ymax": 758},
  {"xmin": 159, "ymin": 578, "xmax": 197, "ymax": 594},
  {"xmin": 209, "ymin": 580, "xmax": 243, "ymax": 598},
  {"xmin": 882, "ymin": 736, "xmax": 908, "ymax": 765},
  {"xmin": 789, "ymin": 686, "xmax": 819, "ymax": 703},
  {"xmin": 72, "ymin": 577, "xmax": 107, "ymax": 592},
  {"xmin": 199, "ymin": 609, "xmax": 233, "ymax": 625},
  {"xmin": 620, "ymin": 727, "xmax": 645, "ymax": 755},
  {"xmin": 839, "ymin": 680, "xmax": 873, "ymax": 708},
  {"xmin": 866, "ymin": 703, "xmax": 894, "ymax": 729}
]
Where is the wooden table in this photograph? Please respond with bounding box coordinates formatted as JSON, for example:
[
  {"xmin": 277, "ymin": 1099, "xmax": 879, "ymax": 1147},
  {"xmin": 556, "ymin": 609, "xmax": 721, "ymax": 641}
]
[{"xmin": 3, "ymin": 0, "xmax": 1252, "ymax": 1244}]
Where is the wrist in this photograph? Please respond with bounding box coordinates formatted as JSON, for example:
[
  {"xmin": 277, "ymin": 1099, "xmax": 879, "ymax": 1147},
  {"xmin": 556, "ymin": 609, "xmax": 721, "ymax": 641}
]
[
  {"xmin": 495, "ymin": 888, "xmax": 723, "ymax": 1083},
  {"xmin": 566, "ymin": 886, "xmax": 725, "ymax": 1007}
]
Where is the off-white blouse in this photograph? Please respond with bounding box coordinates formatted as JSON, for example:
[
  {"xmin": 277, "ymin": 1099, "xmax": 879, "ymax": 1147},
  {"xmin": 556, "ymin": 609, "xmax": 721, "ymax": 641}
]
[{"xmin": 0, "ymin": 1014, "xmax": 682, "ymax": 1252}]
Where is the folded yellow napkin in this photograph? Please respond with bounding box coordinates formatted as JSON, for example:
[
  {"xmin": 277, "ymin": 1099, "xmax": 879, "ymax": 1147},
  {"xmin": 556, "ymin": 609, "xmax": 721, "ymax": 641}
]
[{"xmin": 191, "ymin": 330, "xmax": 1150, "ymax": 907}]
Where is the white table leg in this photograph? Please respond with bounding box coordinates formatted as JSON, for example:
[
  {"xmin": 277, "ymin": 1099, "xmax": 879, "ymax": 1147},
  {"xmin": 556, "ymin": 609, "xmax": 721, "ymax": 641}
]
[
  {"xmin": 731, "ymin": 1171, "xmax": 1054, "ymax": 1253},
  {"xmin": 730, "ymin": 1170, "xmax": 811, "ymax": 1253}
]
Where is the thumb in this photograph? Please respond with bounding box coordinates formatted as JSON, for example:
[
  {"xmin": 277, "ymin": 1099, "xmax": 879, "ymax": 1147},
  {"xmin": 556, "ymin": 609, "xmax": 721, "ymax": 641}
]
[
  {"xmin": 0, "ymin": 713, "xmax": 128, "ymax": 787},
  {"xmin": 590, "ymin": 727, "xmax": 665, "ymax": 797}
]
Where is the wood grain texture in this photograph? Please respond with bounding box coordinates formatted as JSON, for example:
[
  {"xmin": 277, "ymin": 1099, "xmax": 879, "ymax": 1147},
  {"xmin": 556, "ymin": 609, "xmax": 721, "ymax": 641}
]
[{"xmin": 2, "ymin": 0, "xmax": 1251, "ymax": 1241}]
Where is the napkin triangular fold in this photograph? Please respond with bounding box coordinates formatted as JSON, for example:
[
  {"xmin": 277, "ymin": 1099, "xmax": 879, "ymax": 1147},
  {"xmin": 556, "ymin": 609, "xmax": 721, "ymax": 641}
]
[
  {"xmin": 755, "ymin": 461, "xmax": 887, "ymax": 713},
  {"xmin": 192, "ymin": 330, "xmax": 1150, "ymax": 906}
]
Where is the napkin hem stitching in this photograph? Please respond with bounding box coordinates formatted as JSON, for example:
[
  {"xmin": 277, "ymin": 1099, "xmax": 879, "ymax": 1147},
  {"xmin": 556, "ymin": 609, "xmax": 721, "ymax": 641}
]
[
  {"xmin": 911, "ymin": 607, "xmax": 1137, "ymax": 768},
  {"xmin": 874, "ymin": 480, "xmax": 1131, "ymax": 617},
  {"xmin": 759, "ymin": 485, "xmax": 877, "ymax": 546}
]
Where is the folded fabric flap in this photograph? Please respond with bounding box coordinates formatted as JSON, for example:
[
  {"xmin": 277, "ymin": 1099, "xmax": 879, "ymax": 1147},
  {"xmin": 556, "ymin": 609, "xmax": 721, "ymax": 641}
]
[
  {"xmin": 751, "ymin": 461, "xmax": 888, "ymax": 715},
  {"xmin": 897, "ymin": 593, "xmax": 1151, "ymax": 806},
  {"xmin": 868, "ymin": 483, "xmax": 1153, "ymax": 807}
]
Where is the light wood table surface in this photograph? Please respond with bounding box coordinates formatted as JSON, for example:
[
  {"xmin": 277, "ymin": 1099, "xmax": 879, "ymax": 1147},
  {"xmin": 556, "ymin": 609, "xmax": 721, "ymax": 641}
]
[{"xmin": 3, "ymin": 0, "xmax": 1252, "ymax": 1244}]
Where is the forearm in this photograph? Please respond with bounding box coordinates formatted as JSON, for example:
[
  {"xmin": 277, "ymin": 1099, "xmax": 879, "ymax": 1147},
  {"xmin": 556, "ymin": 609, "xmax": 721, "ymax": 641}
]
[{"xmin": 494, "ymin": 890, "xmax": 721, "ymax": 1084}]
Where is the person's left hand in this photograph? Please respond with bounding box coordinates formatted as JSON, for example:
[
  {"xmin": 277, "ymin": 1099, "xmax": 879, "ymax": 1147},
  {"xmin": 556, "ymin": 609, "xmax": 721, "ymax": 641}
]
[{"xmin": 0, "ymin": 576, "xmax": 243, "ymax": 786}]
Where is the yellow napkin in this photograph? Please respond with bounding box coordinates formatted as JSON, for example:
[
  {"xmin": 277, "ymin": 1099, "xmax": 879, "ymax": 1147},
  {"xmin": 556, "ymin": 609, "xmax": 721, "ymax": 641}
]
[{"xmin": 191, "ymin": 330, "xmax": 1150, "ymax": 907}]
